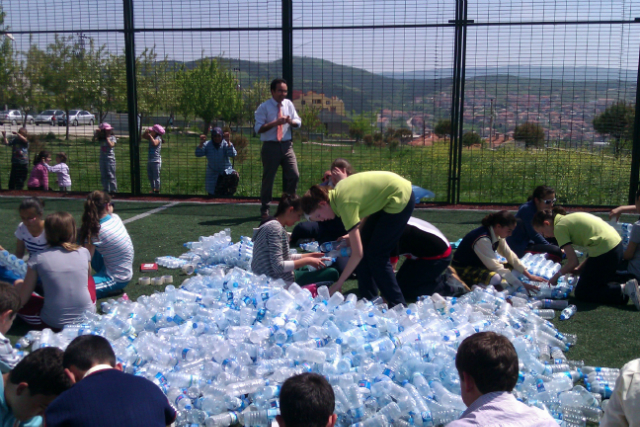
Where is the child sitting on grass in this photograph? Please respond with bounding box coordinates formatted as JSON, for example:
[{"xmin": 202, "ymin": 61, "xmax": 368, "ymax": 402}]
[
  {"xmin": 252, "ymin": 193, "xmax": 339, "ymax": 286},
  {"xmin": 0, "ymin": 282, "xmax": 21, "ymax": 373},
  {"xmin": 15, "ymin": 212, "xmax": 96, "ymax": 330},
  {"xmin": 46, "ymin": 152, "xmax": 71, "ymax": 192},
  {"xmin": 79, "ymin": 191, "xmax": 134, "ymax": 298},
  {"xmin": 45, "ymin": 335, "xmax": 176, "ymax": 427},
  {"xmin": 1, "ymin": 347, "xmax": 71, "ymax": 427},
  {"xmin": 15, "ymin": 197, "xmax": 47, "ymax": 260},
  {"xmin": 27, "ymin": 151, "xmax": 51, "ymax": 191}
]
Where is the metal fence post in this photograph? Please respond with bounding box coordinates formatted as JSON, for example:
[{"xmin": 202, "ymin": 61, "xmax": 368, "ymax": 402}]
[
  {"xmin": 282, "ymin": 0, "xmax": 294, "ymax": 98},
  {"xmin": 629, "ymin": 34, "xmax": 640, "ymax": 204},
  {"xmin": 123, "ymin": 0, "xmax": 141, "ymax": 195},
  {"xmin": 448, "ymin": 1, "xmax": 463, "ymax": 204}
]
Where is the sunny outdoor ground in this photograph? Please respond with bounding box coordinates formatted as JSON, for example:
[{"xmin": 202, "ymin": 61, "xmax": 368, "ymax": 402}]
[{"xmin": 0, "ymin": 196, "xmax": 638, "ymax": 369}]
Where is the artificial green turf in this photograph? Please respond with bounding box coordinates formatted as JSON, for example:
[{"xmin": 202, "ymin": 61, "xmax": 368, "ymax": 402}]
[{"xmin": 1, "ymin": 196, "xmax": 639, "ymax": 368}]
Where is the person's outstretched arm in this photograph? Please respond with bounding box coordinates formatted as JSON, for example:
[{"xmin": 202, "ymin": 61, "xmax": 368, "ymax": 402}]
[
  {"xmin": 329, "ymin": 227, "xmax": 363, "ymax": 294},
  {"xmin": 610, "ymin": 205, "xmax": 637, "ymax": 221}
]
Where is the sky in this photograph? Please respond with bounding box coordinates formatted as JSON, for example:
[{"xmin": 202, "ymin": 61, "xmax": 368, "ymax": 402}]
[{"xmin": 3, "ymin": 0, "xmax": 640, "ymax": 75}]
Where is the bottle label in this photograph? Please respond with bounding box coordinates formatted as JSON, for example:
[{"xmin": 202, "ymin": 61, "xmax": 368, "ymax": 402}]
[{"xmin": 154, "ymin": 373, "xmax": 168, "ymax": 393}]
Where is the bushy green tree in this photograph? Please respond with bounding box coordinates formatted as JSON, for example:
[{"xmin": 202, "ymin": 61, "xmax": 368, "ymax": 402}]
[
  {"xmin": 348, "ymin": 111, "xmax": 376, "ymax": 142},
  {"xmin": 39, "ymin": 35, "xmax": 95, "ymax": 140},
  {"xmin": 242, "ymin": 80, "xmax": 270, "ymax": 134},
  {"xmin": 92, "ymin": 52, "xmax": 126, "ymax": 123},
  {"xmin": 137, "ymin": 48, "xmax": 176, "ymax": 136},
  {"xmin": 461, "ymin": 131, "xmax": 483, "ymax": 148},
  {"xmin": 434, "ymin": 119, "xmax": 452, "ymax": 142},
  {"xmin": 593, "ymin": 101, "xmax": 635, "ymax": 155},
  {"xmin": 514, "ymin": 121, "xmax": 545, "ymax": 148},
  {"xmin": 177, "ymin": 58, "xmax": 241, "ymax": 134},
  {"xmin": 298, "ymin": 105, "xmax": 324, "ymax": 140},
  {"xmin": 0, "ymin": 6, "xmax": 16, "ymax": 109}
]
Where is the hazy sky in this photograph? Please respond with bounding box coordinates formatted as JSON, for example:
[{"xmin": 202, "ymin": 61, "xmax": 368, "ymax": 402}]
[{"xmin": 3, "ymin": 0, "xmax": 640, "ymax": 75}]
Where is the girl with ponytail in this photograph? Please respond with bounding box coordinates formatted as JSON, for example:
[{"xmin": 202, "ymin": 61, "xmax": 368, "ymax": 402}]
[
  {"xmin": 27, "ymin": 150, "xmax": 51, "ymax": 191},
  {"xmin": 80, "ymin": 190, "xmax": 134, "ymax": 298},
  {"xmin": 301, "ymin": 170, "xmax": 415, "ymax": 306},
  {"xmin": 451, "ymin": 211, "xmax": 545, "ymax": 293},
  {"xmin": 532, "ymin": 207, "xmax": 639, "ymax": 309},
  {"xmin": 15, "ymin": 212, "xmax": 96, "ymax": 330},
  {"xmin": 252, "ymin": 193, "xmax": 339, "ymax": 286}
]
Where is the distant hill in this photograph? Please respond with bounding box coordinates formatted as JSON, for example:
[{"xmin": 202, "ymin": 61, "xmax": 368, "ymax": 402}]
[
  {"xmin": 166, "ymin": 57, "xmax": 636, "ymax": 114},
  {"xmin": 381, "ymin": 66, "xmax": 637, "ymax": 82}
]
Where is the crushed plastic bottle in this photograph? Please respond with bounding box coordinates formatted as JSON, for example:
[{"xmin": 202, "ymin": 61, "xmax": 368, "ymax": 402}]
[{"xmin": 8, "ymin": 230, "xmax": 618, "ymax": 427}]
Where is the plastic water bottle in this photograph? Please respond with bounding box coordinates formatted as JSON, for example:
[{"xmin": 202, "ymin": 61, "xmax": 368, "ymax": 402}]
[{"xmin": 560, "ymin": 305, "xmax": 577, "ymax": 321}]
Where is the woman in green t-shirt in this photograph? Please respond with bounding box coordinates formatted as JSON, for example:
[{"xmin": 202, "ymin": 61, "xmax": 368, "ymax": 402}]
[
  {"xmin": 532, "ymin": 208, "xmax": 639, "ymax": 309},
  {"xmin": 301, "ymin": 171, "xmax": 414, "ymax": 306}
]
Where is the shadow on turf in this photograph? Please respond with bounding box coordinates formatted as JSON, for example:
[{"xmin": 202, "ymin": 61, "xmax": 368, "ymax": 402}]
[{"xmin": 199, "ymin": 216, "xmax": 262, "ymax": 227}]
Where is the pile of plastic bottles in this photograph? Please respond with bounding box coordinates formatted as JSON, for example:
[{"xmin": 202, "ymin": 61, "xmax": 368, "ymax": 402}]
[
  {"xmin": 610, "ymin": 220, "xmax": 632, "ymax": 248},
  {"xmin": 157, "ymin": 230, "xmax": 254, "ymax": 273},
  {"xmin": 12, "ymin": 262, "xmax": 615, "ymax": 427},
  {"xmin": 0, "ymin": 249, "xmax": 27, "ymax": 279}
]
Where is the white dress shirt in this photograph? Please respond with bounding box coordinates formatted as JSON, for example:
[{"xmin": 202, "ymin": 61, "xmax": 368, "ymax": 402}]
[
  {"xmin": 600, "ymin": 358, "xmax": 640, "ymax": 427},
  {"xmin": 254, "ymin": 98, "xmax": 301, "ymax": 141},
  {"xmin": 447, "ymin": 391, "xmax": 558, "ymax": 427}
]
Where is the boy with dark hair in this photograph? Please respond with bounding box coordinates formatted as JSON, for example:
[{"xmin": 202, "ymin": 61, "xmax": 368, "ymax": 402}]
[
  {"xmin": 2, "ymin": 347, "xmax": 70, "ymax": 426},
  {"xmin": 45, "ymin": 335, "xmax": 176, "ymax": 427},
  {"xmin": 0, "ymin": 281, "xmax": 22, "ymax": 372},
  {"xmin": 277, "ymin": 373, "xmax": 337, "ymax": 427},
  {"xmin": 448, "ymin": 332, "xmax": 557, "ymax": 426}
]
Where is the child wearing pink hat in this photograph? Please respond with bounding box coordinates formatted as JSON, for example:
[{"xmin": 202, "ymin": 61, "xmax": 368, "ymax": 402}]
[
  {"xmin": 142, "ymin": 124, "xmax": 165, "ymax": 193},
  {"xmin": 94, "ymin": 123, "xmax": 117, "ymax": 194}
]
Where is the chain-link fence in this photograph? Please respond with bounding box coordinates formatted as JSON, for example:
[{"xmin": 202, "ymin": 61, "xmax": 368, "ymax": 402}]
[{"xmin": 1, "ymin": 0, "xmax": 639, "ymax": 205}]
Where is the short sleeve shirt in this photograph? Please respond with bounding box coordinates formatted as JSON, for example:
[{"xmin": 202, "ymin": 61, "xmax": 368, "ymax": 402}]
[
  {"xmin": 27, "ymin": 247, "xmax": 95, "ymax": 328},
  {"xmin": 148, "ymin": 136, "xmax": 162, "ymax": 162},
  {"xmin": 10, "ymin": 139, "xmax": 29, "ymax": 165},
  {"xmin": 100, "ymin": 136, "xmax": 117, "ymax": 158},
  {"xmin": 328, "ymin": 171, "xmax": 412, "ymax": 231},
  {"xmin": 14, "ymin": 223, "xmax": 48, "ymax": 257},
  {"xmin": 553, "ymin": 212, "xmax": 621, "ymax": 258}
]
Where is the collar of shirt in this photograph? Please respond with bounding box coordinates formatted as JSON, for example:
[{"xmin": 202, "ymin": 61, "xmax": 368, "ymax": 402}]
[
  {"xmin": 84, "ymin": 364, "xmax": 114, "ymax": 378},
  {"xmin": 488, "ymin": 226, "xmax": 502, "ymax": 251},
  {"xmin": 459, "ymin": 391, "xmax": 510, "ymax": 418}
]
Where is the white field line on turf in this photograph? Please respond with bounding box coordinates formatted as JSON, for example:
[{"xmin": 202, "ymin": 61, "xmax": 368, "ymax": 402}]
[{"xmin": 122, "ymin": 202, "xmax": 180, "ymax": 224}]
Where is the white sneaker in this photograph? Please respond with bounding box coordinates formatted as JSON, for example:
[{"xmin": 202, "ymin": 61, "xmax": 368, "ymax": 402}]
[{"xmin": 625, "ymin": 279, "xmax": 640, "ymax": 311}]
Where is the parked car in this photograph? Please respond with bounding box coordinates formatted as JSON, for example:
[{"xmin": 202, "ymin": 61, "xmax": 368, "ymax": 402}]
[
  {"xmin": 34, "ymin": 110, "xmax": 65, "ymax": 126},
  {"xmin": 0, "ymin": 110, "xmax": 34, "ymax": 125},
  {"xmin": 66, "ymin": 110, "xmax": 95, "ymax": 126}
]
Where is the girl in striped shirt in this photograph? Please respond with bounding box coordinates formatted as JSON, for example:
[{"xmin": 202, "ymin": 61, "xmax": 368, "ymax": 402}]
[
  {"xmin": 14, "ymin": 197, "xmax": 48, "ymax": 259},
  {"xmin": 79, "ymin": 191, "xmax": 134, "ymax": 298}
]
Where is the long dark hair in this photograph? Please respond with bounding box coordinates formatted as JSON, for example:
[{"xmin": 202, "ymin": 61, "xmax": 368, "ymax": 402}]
[
  {"xmin": 33, "ymin": 150, "xmax": 50, "ymax": 166},
  {"xmin": 301, "ymin": 185, "xmax": 330, "ymax": 215},
  {"xmin": 274, "ymin": 193, "xmax": 302, "ymax": 218},
  {"xmin": 79, "ymin": 190, "xmax": 111, "ymax": 244},
  {"xmin": 532, "ymin": 206, "xmax": 568, "ymax": 228},
  {"xmin": 481, "ymin": 210, "xmax": 517, "ymax": 228}
]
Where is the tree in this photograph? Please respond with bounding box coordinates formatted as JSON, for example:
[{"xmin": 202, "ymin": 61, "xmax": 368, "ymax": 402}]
[
  {"xmin": 92, "ymin": 52, "xmax": 126, "ymax": 123},
  {"xmin": 242, "ymin": 79, "xmax": 270, "ymax": 133},
  {"xmin": 394, "ymin": 128, "xmax": 413, "ymax": 145},
  {"xmin": 513, "ymin": 121, "xmax": 545, "ymax": 148},
  {"xmin": 461, "ymin": 131, "xmax": 483, "ymax": 148},
  {"xmin": 298, "ymin": 105, "xmax": 323, "ymax": 140},
  {"xmin": 137, "ymin": 48, "xmax": 176, "ymax": 137},
  {"xmin": 177, "ymin": 58, "xmax": 240, "ymax": 134},
  {"xmin": 0, "ymin": 6, "xmax": 16, "ymax": 109},
  {"xmin": 593, "ymin": 101, "xmax": 635, "ymax": 155},
  {"xmin": 348, "ymin": 111, "xmax": 376, "ymax": 142},
  {"xmin": 434, "ymin": 119, "xmax": 452, "ymax": 142},
  {"xmin": 7, "ymin": 43, "xmax": 45, "ymax": 124},
  {"xmin": 39, "ymin": 35, "xmax": 95, "ymax": 140}
]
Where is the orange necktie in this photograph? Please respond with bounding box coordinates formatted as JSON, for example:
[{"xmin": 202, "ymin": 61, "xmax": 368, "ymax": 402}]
[{"xmin": 277, "ymin": 103, "xmax": 284, "ymax": 142}]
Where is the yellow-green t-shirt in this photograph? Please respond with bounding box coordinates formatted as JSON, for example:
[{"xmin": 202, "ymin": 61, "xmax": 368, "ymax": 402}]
[
  {"xmin": 554, "ymin": 212, "xmax": 621, "ymax": 257},
  {"xmin": 328, "ymin": 171, "xmax": 413, "ymax": 231}
]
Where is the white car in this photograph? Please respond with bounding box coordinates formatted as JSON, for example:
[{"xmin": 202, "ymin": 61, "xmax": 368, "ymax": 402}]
[
  {"xmin": 0, "ymin": 110, "xmax": 34, "ymax": 125},
  {"xmin": 34, "ymin": 110, "xmax": 65, "ymax": 126},
  {"xmin": 66, "ymin": 110, "xmax": 95, "ymax": 126}
]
